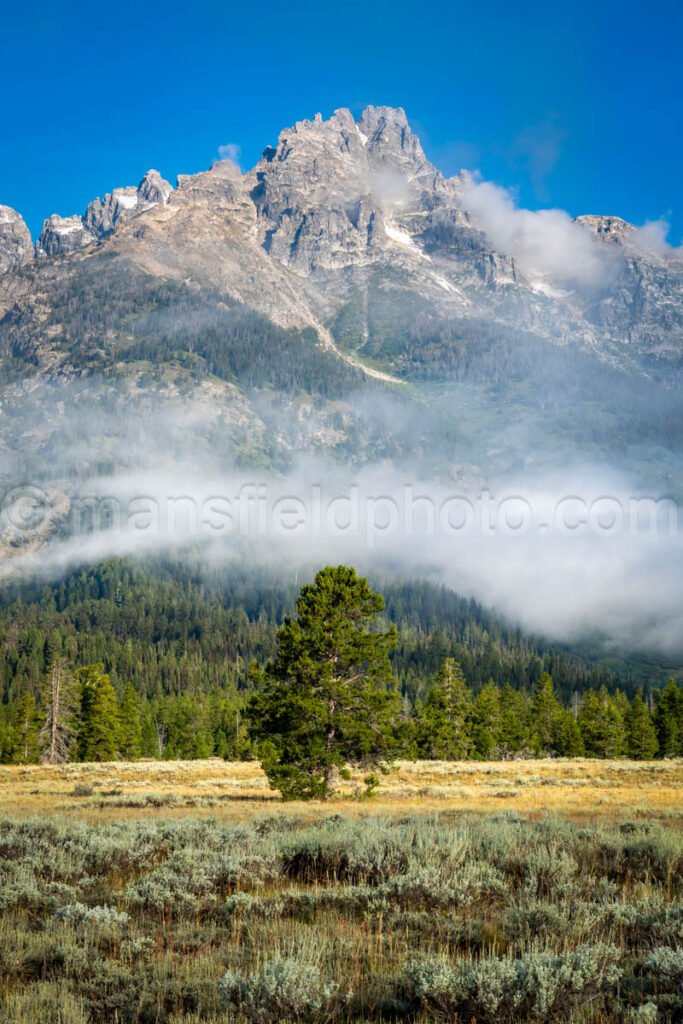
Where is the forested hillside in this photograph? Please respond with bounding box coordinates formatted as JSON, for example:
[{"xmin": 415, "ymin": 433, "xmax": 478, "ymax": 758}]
[
  {"xmin": 0, "ymin": 558, "xmax": 681, "ymax": 764},
  {"xmin": 0, "ymin": 555, "xmax": 657, "ymax": 705}
]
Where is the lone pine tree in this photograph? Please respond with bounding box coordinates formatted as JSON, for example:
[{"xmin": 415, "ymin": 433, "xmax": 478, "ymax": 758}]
[{"xmin": 247, "ymin": 565, "xmax": 399, "ymax": 800}]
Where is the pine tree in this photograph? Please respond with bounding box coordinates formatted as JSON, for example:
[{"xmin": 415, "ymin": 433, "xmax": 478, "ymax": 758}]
[
  {"xmin": 555, "ymin": 708, "xmax": 585, "ymax": 756},
  {"xmin": 0, "ymin": 710, "xmax": 12, "ymax": 764},
  {"xmin": 625, "ymin": 691, "xmax": 658, "ymax": 759},
  {"xmin": 118, "ymin": 683, "xmax": 143, "ymax": 759},
  {"xmin": 498, "ymin": 684, "xmax": 530, "ymax": 755},
  {"xmin": 653, "ymin": 679, "xmax": 682, "ymax": 757},
  {"xmin": 531, "ymin": 673, "xmax": 564, "ymax": 754},
  {"xmin": 471, "ymin": 680, "xmax": 502, "ymax": 759},
  {"xmin": 39, "ymin": 659, "xmax": 79, "ymax": 764},
  {"xmin": 578, "ymin": 687, "xmax": 627, "ymax": 758},
  {"xmin": 247, "ymin": 566, "xmax": 399, "ymax": 799},
  {"xmin": 77, "ymin": 664, "xmax": 120, "ymax": 762},
  {"xmin": 12, "ymin": 693, "xmax": 42, "ymax": 764},
  {"xmin": 417, "ymin": 658, "xmax": 473, "ymax": 760}
]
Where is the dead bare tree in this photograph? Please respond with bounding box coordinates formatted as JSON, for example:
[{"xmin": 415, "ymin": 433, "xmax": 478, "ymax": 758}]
[{"xmin": 39, "ymin": 658, "xmax": 78, "ymax": 764}]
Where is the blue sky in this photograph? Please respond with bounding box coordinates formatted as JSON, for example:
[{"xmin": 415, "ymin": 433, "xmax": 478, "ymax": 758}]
[{"xmin": 2, "ymin": 0, "xmax": 681, "ymax": 242}]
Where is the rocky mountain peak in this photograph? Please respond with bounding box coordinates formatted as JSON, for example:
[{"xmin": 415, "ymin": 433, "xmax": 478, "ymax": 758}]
[
  {"xmin": 0, "ymin": 206, "xmax": 33, "ymax": 274},
  {"xmin": 247, "ymin": 105, "xmax": 448, "ymax": 275},
  {"xmin": 137, "ymin": 169, "xmax": 173, "ymax": 208},
  {"xmin": 357, "ymin": 105, "xmax": 430, "ymax": 178},
  {"xmin": 35, "ymin": 214, "xmax": 95, "ymax": 259},
  {"xmin": 575, "ymin": 215, "xmax": 634, "ymax": 244},
  {"xmin": 84, "ymin": 169, "xmax": 173, "ymax": 240},
  {"xmin": 36, "ymin": 170, "xmax": 173, "ymax": 258}
]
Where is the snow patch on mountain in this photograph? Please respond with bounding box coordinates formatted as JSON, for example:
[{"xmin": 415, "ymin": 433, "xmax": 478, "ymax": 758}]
[{"xmin": 384, "ymin": 222, "xmax": 431, "ymax": 261}]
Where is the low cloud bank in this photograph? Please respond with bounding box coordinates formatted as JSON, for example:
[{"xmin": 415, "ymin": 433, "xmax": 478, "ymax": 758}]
[
  {"xmin": 461, "ymin": 177, "xmax": 622, "ymax": 291},
  {"xmin": 3, "ymin": 461, "xmax": 682, "ymax": 658}
]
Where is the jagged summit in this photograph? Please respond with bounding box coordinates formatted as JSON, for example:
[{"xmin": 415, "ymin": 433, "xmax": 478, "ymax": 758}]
[
  {"xmin": 358, "ymin": 105, "xmax": 432, "ymax": 178},
  {"xmin": 23, "ymin": 107, "xmax": 442, "ymax": 267},
  {"xmin": 1, "ymin": 104, "xmax": 682, "ymax": 392},
  {"xmin": 576, "ymin": 215, "xmax": 634, "ymax": 242},
  {"xmin": 35, "ymin": 169, "xmax": 173, "ymax": 258}
]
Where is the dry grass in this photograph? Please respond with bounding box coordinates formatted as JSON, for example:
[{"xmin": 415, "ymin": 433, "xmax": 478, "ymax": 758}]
[
  {"xmin": 2, "ymin": 760, "xmax": 683, "ymax": 1022},
  {"xmin": 2, "ymin": 757, "xmax": 682, "ymax": 823}
]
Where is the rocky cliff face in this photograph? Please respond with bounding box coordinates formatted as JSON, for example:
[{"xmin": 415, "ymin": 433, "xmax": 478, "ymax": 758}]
[
  {"xmin": 0, "ymin": 206, "xmax": 33, "ymax": 274},
  {"xmin": 35, "ymin": 214, "xmax": 95, "ymax": 258},
  {"xmin": 248, "ymin": 106, "xmax": 465, "ymax": 277},
  {"xmin": 1, "ymin": 105, "xmax": 683, "ymax": 532},
  {"xmin": 36, "ymin": 170, "xmax": 173, "ymax": 257},
  {"xmin": 4, "ymin": 106, "xmax": 683, "ymax": 382}
]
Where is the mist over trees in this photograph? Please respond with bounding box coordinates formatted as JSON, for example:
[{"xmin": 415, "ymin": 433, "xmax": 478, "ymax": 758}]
[{"xmin": 0, "ymin": 561, "xmax": 680, "ymax": 776}]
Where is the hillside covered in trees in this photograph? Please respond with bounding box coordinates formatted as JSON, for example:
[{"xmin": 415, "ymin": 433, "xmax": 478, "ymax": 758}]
[{"xmin": 0, "ymin": 557, "xmax": 681, "ymax": 764}]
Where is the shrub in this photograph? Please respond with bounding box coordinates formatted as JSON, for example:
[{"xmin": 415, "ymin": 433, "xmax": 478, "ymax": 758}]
[
  {"xmin": 626, "ymin": 1005, "xmax": 659, "ymax": 1024},
  {"xmin": 641, "ymin": 946, "xmax": 683, "ymax": 1010},
  {"xmin": 404, "ymin": 943, "xmax": 622, "ymax": 1022},
  {"xmin": 644, "ymin": 946, "xmax": 683, "ymax": 982},
  {"xmin": 280, "ymin": 820, "xmax": 409, "ymax": 884},
  {"xmin": 71, "ymin": 784, "xmax": 94, "ymax": 797},
  {"xmin": 220, "ymin": 956, "xmax": 341, "ymax": 1022},
  {"xmin": 54, "ymin": 902, "xmax": 129, "ymax": 927}
]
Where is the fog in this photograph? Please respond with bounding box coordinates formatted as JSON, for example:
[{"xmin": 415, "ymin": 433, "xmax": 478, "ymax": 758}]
[
  {"xmin": 2, "ymin": 407, "xmax": 682, "ymax": 658},
  {"xmin": 461, "ymin": 176, "xmax": 623, "ymax": 291},
  {"xmin": 1, "ymin": 146, "xmax": 682, "ymax": 663}
]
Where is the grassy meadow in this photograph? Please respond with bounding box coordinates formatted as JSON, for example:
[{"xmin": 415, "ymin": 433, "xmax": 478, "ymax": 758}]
[{"xmin": 1, "ymin": 759, "xmax": 683, "ymax": 1023}]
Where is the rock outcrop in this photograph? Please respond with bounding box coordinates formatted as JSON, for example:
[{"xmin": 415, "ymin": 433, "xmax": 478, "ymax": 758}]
[
  {"xmin": 36, "ymin": 170, "xmax": 173, "ymax": 258},
  {"xmin": 84, "ymin": 169, "xmax": 173, "ymax": 237},
  {"xmin": 36, "ymin": 215, "xmax": 95, "ymax": 258},
  {"xmin": 0, "ymin": 206, "xmax": 33, "ymax": 274}
]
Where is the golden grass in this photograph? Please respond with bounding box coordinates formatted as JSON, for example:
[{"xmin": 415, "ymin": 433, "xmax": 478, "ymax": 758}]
[{"xmin": 1, "ymin": 757, "xmax": 681, "ymax": 823}]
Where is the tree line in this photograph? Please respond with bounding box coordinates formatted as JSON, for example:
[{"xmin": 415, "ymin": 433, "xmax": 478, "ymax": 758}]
[
  {"xmin": 1, "ymin": 566, "xmax": 681, "ymax": 791},
  {"xmin": 0, "ymin": 557, "xmax": 647, "ymax": 709}
]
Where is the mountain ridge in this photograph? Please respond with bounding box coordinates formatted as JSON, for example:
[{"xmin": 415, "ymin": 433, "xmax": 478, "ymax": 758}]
[
  {"xmin": 2, "ymin": 104, "xmax": 682, "ymax": 391},
  {"xmin": 1, "ymin": 104, "xmax": 683, "ymax": 506}
]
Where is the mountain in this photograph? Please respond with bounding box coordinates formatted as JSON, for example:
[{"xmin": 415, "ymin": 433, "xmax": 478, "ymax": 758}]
[
  {"xmin": 0, "ymin": 206, "xmax": 33, "ymax": 274},
  {"xmin": 5, "ymin": 106, "xmax": 683, "ymax": 374},
  {"xmin": 1, "ymin": 104, "xmax": 683, "ymax": 549},
  {"xmin": 34, "ymin": 169, "xmax": 174, "ymax": 258}
]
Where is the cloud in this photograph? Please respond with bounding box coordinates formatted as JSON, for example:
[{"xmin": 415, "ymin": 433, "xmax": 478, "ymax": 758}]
[
  {"xmin": 510, "ymin": 121, "xmax": 567, "ymax": 199},
  {"xmin": 3, "ymin": 446, "xmax": 683, "ymax": 658},
  {"xmin": 631, "ymin": 218, "xmax": 679, "ymax": 258},
  {"xmin": 217, "ymin": 142, "xmax": 242, "ymax": 167},
  {"xmin": 366, "ymin": 167, "xmax": 412, "ymax": 206},
  {"xmin": 461, "ymin": 176, "xmax": 623, "ymax": 291}
]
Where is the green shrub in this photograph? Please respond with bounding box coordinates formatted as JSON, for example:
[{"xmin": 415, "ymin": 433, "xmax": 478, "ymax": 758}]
[
  {"xmin": 626, "ymin": 1005, "xmax": 659, "ymax": 1024},
  {"xmin": 71, "ymin": 784, "xmax": 94, "ymax": 797},
  {"xmin": 404, "ymin": 943, "xmax": 623, "ymax": 1022},
  {"xmin": 54, "ymin": 902, "xmax": 129, "ymax": 927},
  {"xmin": 220, "ymin": 956, "xmax": 341, "ymax": 1022}
]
